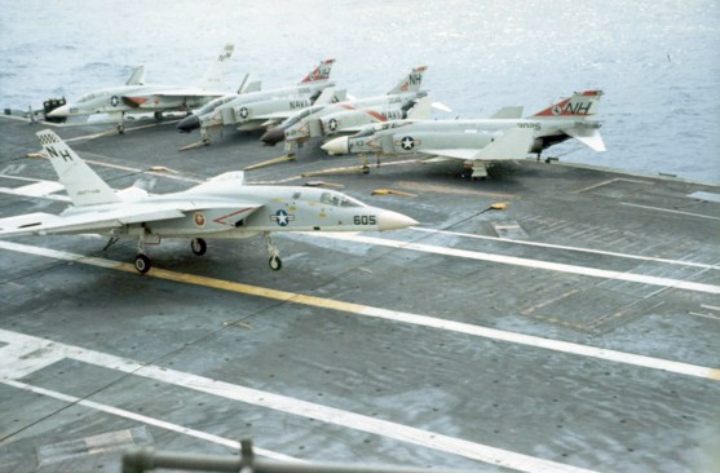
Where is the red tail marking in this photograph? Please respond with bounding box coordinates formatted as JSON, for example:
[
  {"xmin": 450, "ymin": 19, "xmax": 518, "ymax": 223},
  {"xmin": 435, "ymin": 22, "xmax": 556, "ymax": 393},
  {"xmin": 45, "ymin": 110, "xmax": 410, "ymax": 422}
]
[
  {"xmin": 301, "ymin": 58, "xmax": 336, "ymax": 83},
  {"xmin": 365, "ymin": 110, "xmax": 387, "ymax": 122}
]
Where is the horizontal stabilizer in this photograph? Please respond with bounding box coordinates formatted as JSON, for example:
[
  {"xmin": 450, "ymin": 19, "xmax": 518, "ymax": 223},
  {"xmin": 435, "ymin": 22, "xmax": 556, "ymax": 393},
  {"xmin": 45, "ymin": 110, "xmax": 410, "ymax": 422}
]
[
  {"xmin": 564, "ymin": 127, "xmax": 606, "ymax": 152},
  {"xmin": 490, "ymin": 106, "xmax": 524, "ymax": 119},
  {"xmin": 431, "ymin": 102, "xmax": 452, "ymax": 113},
  {"xmin": 472, "ymin": 127, "xmax": 535, "ymax": 161}
]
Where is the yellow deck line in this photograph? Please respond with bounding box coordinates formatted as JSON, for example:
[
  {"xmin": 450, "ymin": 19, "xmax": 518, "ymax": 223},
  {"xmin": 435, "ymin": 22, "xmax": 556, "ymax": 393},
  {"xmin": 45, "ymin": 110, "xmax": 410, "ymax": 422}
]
[{"xmin": 0, "ymin": 240, "xmax": 717, "ymax": 382}]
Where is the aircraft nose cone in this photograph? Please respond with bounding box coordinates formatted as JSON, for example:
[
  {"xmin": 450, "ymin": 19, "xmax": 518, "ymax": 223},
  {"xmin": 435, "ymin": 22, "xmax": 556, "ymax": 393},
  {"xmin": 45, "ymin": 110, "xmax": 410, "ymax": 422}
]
[
  {"xmin": 260, "ymin": 127, "xmax": 285, "ymax": 146},
  {"xmin": 321, "ymin": 136, "xmax": 349, "ymax": 155},
  {"xmin": 376, "ymin": 209, "xmax": 418, "ymax": 231},
  {"xmin": 177, "ymin": 114, "xmax": 200, "ymax": 133},
  {"xmin": 47, "ymin": 104, "xmax": 70, "ymax": 118}
]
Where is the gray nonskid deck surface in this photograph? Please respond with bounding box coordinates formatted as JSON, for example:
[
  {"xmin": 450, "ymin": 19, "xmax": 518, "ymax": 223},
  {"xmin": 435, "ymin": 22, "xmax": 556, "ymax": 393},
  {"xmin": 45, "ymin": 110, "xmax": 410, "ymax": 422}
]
[{"xmin": 0, "ymin": 117, "xmax": 718, "ymax": 473}]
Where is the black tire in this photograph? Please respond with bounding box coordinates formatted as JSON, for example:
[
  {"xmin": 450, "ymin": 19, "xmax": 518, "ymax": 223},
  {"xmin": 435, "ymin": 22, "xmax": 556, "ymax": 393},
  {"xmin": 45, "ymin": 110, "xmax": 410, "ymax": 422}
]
[
  {"xmin": 269, "ymin": 255, "xmax": 282, "ymax": 271},
  {"xmin": 191, "ymin": 238, "xmax": 207, "ymax": 256},
  {"xmin": 134, "ymin": 254, "xmax": 151, "ymax": 274}
]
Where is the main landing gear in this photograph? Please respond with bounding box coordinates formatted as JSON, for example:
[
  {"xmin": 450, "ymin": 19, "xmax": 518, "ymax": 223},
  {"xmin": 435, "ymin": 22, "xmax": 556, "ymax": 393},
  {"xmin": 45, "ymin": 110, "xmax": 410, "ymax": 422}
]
[
  {"xmin": 134, "ymin": 254, "xmax": 151, "ymax": 274},
  {"xmin": 264, "ymin": 232, "xmax": 282, "ymax": 271},
  {"xmin": 191, "ymin": 238, "xmax": 207, "ymax": 255},
  {"xmin": 117, "ymin": 111, "xmax": 126, "ymax": 134},
  {"xmin": 130, "ymin": 234, "xmax": 284, "ymax": 274},
  {"xmin": 132, "ymin": 235, "xmax": 209, "ymax": 274}
]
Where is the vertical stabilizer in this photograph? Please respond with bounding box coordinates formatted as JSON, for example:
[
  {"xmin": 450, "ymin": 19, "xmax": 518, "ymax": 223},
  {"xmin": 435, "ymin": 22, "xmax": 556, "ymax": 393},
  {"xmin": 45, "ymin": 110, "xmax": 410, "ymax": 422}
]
[
  {"xmin": 198, "ymin": 43, "xmax": 235, "ymax": 90},
  {"xmin": 387, "ymin": 66, "xmax": 427, "ymax": 95},
  {"xmin": 299, "ymin": 59, "xmax": 335, "ymax": 84},
  {"xmin": 126, "ymin": 65, "xmax": 145, "ymax": 86},
  {"xmin": 532, "ymin": 90, "xmax": 603, "ymax": 118},
  {"xmin": 36, "ymin": 130, "xmax": 119, "ymax": 206}
]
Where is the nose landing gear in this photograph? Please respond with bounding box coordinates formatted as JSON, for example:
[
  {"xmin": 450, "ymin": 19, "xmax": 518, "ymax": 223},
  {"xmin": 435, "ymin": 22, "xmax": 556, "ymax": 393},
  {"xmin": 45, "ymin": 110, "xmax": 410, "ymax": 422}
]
[{"xmin": 264, "ymin": 232, "xmax": 283, "ymax": 271}]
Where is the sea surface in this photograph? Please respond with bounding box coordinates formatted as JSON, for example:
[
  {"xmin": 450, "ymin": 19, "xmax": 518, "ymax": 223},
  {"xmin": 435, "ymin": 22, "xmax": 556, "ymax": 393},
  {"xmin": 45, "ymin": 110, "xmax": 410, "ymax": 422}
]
[{"xmin": 1, "ymin": 0, "xmax": 718, "ymax": 181}]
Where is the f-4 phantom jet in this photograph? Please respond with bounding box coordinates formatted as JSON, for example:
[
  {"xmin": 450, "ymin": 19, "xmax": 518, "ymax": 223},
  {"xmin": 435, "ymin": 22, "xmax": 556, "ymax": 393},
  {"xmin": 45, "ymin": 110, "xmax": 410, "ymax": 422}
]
[
  {"xmin": 322, "ymin": 90, "xmax": 605, "ymax": 178},
  {"xmin": 260, "ymin": 66, "xmax": 431, "ymax": 155},
  {"xmin": 0, "ymin": 131, "xmax": 417, "ymax": 273},
  {"xmin": 176, "ymin": 59, "xmax": 337, "ymax": 143},
  {"xmin": 47, "ymin": 44, "xmax": 236, "ymax": 133}
]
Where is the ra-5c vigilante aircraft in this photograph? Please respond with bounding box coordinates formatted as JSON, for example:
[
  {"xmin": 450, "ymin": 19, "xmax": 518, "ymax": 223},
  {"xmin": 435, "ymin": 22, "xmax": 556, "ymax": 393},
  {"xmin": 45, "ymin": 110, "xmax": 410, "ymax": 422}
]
[
  {"xmin": 321, "ymin": 90, "xmax": 605, "ymax": 178},
  {"xmin": 176, "ymin": 59, "xmax": 337, "ymax": 143},
  {"xmin": 47, "ymin": 44, "xmax": 236, "ymax": 133},
  {"xmin": 0, "ymin": 131, "xmax": 417, "ymax": 273}
]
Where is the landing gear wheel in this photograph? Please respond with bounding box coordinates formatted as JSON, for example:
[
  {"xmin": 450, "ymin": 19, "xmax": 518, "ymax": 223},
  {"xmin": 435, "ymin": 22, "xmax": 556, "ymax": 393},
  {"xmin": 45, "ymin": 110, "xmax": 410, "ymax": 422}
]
[
  {"xmin": 191, "ymin": 238, "xmax": 207, "ymax": 256},
  {"xmin": 134, "ymin": 254, "xmax": 151, "ymax": 274},
  {"xmin": 117, "ymin": 124, "xmax": 126, "ymax": 135},
  {"xmin": 154, "ymin": 111, "xmax": 163, "ymax": 121},
  {"xmin": 269, "ymin": 255, "xmax": 282, "ymax": 271}
]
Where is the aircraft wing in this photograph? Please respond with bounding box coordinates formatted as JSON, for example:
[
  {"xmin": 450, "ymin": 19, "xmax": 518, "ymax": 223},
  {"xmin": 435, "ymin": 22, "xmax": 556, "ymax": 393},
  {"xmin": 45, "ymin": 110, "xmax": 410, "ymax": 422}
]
[
  {"xmin": 0, "ymin": 207, "xmax": 185, "ymax": 238},
  {"xmin": 418, "ymin": 127, "xmax": 535, "ymax": 162},
  {"xmin": 252, "ymin": 111, "xmax": 297, "ymax": 121},
  {"xmin": 0, "ymin": 199, "xmax": 264, "ymax": 238},
  {"xmin": 490, "ymin": 106, "xmax": 524, "ymax": 119},
  {"xmin": 121, "ymin": 89, "xmax": 222, "ymax": 107},
  {"xmin": 563, "ymin": 127, "xmax": 606, "ymax": 152},
  {"xmin": 416, "ymin": 148, "xmax": 481, "ymax": 160},
  {"xmin": 472, "ymin": 127, "xmax": 535, "ymax": 161}
]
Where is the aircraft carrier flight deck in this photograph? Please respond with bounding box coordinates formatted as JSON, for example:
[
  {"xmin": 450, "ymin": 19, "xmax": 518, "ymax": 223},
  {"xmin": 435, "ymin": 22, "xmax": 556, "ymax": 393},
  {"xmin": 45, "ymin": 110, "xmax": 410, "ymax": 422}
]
[{"xmin": 0, "ymin": 115, "xmax": 718, "ymax": 473}]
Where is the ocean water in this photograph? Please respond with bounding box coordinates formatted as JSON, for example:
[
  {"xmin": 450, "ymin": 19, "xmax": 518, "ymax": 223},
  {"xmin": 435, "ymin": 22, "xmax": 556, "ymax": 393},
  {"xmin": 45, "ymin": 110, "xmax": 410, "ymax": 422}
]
[{"xmin": 1, "ymin": 0, "xmax": 718, "ymax": 181}]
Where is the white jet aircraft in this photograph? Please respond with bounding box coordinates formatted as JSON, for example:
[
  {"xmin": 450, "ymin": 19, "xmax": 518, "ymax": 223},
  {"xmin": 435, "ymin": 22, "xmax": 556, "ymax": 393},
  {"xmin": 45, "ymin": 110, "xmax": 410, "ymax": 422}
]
[
  {"xmin": 47, "ymin": 44, "xmax": 236, "ymax": 133},
  {"xmin": 322, "ymin": 90, "xmax": 605, "ymax": 178},
  {"xmin": 0, "ymin": 131, "xmax": 417, "ymax": 273}
]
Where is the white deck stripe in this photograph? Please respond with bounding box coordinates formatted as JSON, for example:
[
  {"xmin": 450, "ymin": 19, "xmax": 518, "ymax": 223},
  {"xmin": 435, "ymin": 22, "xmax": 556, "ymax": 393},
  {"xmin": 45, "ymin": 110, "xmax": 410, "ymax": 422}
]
[
  {"xmin": 309, "ymin": 233, "xmax": 720, "ymax": 295},
  {"xmin": 0, "ymin": 240, "xmax": 718, "ymax": 382},
  {"xmin": 410, "ymin": 227, "xmax": 720, "ymax": 270},
  {"xmin": 0, "ymin": 380, "xmax": 295, "ymax": 461},
  {"xmin": 0, "ymin": 329, "xmax": 598, "ymax": 473},
  {"xmin": 619, "ymin": 202, "xmax": 720, "ymax": 221}
]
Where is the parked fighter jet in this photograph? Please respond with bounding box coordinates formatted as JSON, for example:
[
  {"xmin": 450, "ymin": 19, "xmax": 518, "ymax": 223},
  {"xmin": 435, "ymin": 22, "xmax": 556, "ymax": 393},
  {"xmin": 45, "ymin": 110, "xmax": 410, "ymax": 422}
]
[
  {"xmin": 176, "ymin": 59, "xmax": 336, "ymax": 143},
  {"xmin": 0, "ymin": 131, "xmax": 417, "ymax": 273},
  {"xmin": 260, "ymin": 66, "xmax": 430, "ymax": 155},
  {"xmin": 322, "ymin": 90, "xmax": 605, "ymax": 178},
  {"xmin": 47, "ymin": 44, "xmax": 236, "ymax": 133}
]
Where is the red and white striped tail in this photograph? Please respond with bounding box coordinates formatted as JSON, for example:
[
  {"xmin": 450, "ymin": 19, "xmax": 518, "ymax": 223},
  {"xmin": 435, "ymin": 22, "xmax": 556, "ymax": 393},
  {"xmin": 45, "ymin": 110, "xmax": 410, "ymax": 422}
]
[{"xmin": 533, "ymin": 90, "xmax": 603, "ymax": 118}]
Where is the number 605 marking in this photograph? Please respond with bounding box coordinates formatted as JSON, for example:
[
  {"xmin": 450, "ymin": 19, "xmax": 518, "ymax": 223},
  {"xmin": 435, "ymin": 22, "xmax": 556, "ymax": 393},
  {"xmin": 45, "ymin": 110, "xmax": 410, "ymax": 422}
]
[{"xmin": 353, "ymin": 215, "xmax": 377, "ymax": 225}]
